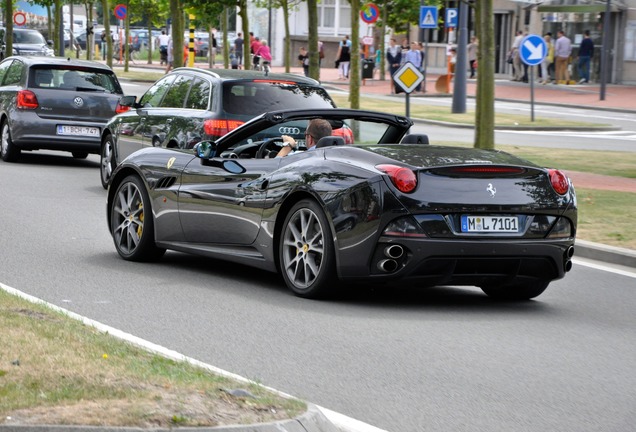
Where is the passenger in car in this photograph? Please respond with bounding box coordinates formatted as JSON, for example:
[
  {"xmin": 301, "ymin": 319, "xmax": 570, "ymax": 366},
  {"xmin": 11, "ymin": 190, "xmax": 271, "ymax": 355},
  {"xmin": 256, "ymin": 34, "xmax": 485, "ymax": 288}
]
[{"xmin": 276, "ymin": 119, "xmax": 332, "ymax": 157}]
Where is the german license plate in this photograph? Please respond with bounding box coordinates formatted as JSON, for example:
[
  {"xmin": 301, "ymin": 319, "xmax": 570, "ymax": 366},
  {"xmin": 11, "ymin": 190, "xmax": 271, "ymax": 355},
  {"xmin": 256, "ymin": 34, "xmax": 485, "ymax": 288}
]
[
  {"xmin": 56, "ymin": 125, "xmax": 99, "ymax": 137},
  {"xmin": 461, "ymin": 215, "xmax": 519, "ymax": 233}
]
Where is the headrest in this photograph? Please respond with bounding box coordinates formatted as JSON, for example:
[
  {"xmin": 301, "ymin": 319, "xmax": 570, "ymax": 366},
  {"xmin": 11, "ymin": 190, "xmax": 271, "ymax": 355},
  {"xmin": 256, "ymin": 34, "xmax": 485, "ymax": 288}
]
[
  {"xmin": 315, "ymin": 136, "xmax": 345, "ymax": 148},
  {"xmin": 400, "ymin": 134, "xmax": 430, "ymax": 144}
]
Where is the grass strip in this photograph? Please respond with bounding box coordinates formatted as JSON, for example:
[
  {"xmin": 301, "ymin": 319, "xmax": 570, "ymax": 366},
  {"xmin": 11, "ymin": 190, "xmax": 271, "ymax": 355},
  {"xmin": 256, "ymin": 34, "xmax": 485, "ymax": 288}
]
[{"xmin": 0, "ymin": 290, "xmax": 305, "ymax": 427}]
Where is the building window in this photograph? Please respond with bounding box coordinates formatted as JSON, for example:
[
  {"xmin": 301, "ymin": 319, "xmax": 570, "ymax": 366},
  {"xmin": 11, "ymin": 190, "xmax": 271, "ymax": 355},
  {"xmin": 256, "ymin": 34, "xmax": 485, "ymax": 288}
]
[
  {"xmin": 318, "ymin": 0, "xmax": 351, "ymax": 31},
  {"xmin": 319, "ymin": 0, "xmax": 336, "ymax": 29}
]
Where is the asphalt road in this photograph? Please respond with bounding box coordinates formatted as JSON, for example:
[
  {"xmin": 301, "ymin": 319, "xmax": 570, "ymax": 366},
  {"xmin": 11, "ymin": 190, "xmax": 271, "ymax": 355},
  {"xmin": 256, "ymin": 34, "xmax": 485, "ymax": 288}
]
[{"xmin": 1, "ymin": 151, "xmax": 635, "ymax": 432}]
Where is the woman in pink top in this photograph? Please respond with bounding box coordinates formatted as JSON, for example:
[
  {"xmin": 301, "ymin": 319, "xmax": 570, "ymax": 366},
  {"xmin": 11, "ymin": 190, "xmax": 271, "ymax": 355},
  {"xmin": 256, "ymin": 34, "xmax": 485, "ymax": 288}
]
[{"xmin": 255, "ymin": 40, "xmax": 272, "ymax": 62}]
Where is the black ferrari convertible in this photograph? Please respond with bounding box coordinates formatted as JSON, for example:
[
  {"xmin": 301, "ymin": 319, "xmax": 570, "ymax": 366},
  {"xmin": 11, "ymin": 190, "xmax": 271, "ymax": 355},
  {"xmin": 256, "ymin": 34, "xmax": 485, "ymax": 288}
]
[{"xmin": 107, "ymin": 109, "xmax": 577, "ymax": 300}]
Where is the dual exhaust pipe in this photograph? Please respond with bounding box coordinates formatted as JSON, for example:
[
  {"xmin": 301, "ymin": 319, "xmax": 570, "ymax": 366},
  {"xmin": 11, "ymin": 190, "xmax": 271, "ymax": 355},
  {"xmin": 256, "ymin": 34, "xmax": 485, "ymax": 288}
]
[
  {"xmin": 564, "ymin": 245, "xmax": 574, "ymax": 272},
  {"xmin": 377, "ymin": 245, "xmax": 404, "ymax": 273}
]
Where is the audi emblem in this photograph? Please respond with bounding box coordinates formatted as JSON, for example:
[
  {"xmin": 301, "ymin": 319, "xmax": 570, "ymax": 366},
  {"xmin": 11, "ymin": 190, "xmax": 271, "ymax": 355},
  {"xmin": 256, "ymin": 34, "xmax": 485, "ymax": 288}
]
[
  {"xmin": 73, "ymin": 97, "xmax": 84, "ymax": 107},
  {"xmin": 278, "ymin": 126, "xmax": 301, "ymax": 135}
]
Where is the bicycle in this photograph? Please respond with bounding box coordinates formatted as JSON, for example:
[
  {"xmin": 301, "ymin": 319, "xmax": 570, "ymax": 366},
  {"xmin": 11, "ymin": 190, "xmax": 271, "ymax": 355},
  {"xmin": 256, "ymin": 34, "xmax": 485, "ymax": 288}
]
[{"xmin": 113, "ymin": 43, "xmax": 139, "ymax": 63}]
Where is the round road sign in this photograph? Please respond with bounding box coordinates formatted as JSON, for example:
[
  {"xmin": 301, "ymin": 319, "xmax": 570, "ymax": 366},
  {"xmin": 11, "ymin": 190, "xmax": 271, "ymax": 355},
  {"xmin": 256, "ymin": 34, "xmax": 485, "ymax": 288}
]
[
  {"xmin": 360, "ymin": 3, "xmax": 380, "ymax": 24},
  {"xmin": 520, "ymin": 34, "xmax": 547, "ymax": 66},
  {"xmin": 13, "ymin": 12, "xmax": 27, "ymax": 27},
  {"xmin": 114, "ymin": 4, "xmax": 127, "ymax": 20}
]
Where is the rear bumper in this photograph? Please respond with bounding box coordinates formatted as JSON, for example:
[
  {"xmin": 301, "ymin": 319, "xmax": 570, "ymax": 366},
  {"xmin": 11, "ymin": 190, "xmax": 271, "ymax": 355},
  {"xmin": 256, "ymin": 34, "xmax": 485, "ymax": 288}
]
[
  {"xmin": 10, "ymin": 114, "xmax": 103, "ymax": 153},
  {"xmin": 339, "ymin": 237, "xmax": 576, "ymax": 286}
]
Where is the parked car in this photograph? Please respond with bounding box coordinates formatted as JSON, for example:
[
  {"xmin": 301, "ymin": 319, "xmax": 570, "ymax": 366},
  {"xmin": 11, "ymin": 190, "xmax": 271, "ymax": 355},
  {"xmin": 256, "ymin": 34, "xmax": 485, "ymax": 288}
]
[
  {"xmin": 0, "ymin": 28, "xmax": 54, "ymax": 59},
  {"xmin": 0, "ymin": 56, "xmax": 126, "ymax": 162},
  {"xmin": 99, "ymin": 68, "xmax": 336, "ymax": 188},
  {"xmin": 106, "ymin": 108, "xmax": 577, "ymax": 299},
  {"xmin": 131, "ymin": 29, "xmax": 161, "ymax": 51}
]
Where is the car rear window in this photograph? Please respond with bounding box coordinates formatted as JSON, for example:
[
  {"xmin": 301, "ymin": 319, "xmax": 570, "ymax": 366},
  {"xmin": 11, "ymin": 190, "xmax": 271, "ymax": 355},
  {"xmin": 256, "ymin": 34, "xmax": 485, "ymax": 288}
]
[
  {"xmin": 223, "ymin": 81, "xmax": 335, "ymax": 116},
  {"xmin": 29, "ymin": 67, "xmax": 123, "ymax": 94}
]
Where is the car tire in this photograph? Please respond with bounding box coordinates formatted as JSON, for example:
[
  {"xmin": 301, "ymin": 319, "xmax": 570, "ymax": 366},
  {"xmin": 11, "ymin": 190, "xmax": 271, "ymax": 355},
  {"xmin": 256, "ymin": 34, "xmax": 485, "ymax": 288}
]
[
  {"xmin": 1, "ymin": 120, "xmax": 20, "ymax": 162},
  {"xmin": 481, "ymin": 280, "xmax": 550, "ymax": 301},
  {"xmin": 109, "ymin": 174, "xmax": 166, "ymax": 262},
  {"xmin": 100, "ymin": 134, "xmax": 116, "ymax": 189},
  {"xmin": 72, "ymin": 151, "xmax": 89, "ymax": 159},
  {"xmin": 279, "ymin": 199, "xmax": 336, "ymax": 298}
]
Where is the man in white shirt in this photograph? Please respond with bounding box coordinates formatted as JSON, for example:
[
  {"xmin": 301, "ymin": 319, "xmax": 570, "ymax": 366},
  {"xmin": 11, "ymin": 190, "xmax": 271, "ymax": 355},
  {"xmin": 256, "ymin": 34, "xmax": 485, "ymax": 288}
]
[{"xmin": 554, "ymin": 30, "xmax": 572, "ymax": 84}]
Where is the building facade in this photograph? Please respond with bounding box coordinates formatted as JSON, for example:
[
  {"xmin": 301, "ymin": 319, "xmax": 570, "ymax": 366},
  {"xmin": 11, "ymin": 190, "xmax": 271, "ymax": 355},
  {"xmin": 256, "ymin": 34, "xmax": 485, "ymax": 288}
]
[{"xmin": 243, "ymin": 0, "xmax": 635, "ymax": 84}]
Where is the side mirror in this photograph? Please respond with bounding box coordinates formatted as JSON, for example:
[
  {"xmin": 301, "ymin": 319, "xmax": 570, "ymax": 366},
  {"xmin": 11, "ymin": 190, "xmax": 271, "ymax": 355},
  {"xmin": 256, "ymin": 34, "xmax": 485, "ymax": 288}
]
[
  {"xmin": 194, "ymin": 141, "xmax": 217, "ymax": 159},
  {"xmin": 118, "ymin": 95, "xmax": 137, "ymax": 108}
]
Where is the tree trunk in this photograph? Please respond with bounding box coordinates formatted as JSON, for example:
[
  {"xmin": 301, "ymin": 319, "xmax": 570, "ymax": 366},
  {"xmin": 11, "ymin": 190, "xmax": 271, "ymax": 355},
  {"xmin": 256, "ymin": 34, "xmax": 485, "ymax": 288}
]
[
  {"xmin": 238, "ymin": 0, "xmax": 250, "ymax": 70},
  {"xmin": 283, "ymin": 2, "xmax": 290, "ymax": 73},
  {"xmin": 102, "ymin": 0, "xmax": 112, "ymax": 68},
  {"xmin": 349, "ymin": 0, "xmax": 360, "ymax": 109},
  {"xmin": 6, "ymin": 0, "xmax": 14, "ymax": 58},
  {"xmin": 307, "ymin": 0, "xmax": 319, "ymax": 81},
  {"xmin": 474, "ymin": 0, "xmax": 495, "ymax": 149},
  {"xmin": 171, "ymin": 0, "xmax": 184, "ymax": 69}
]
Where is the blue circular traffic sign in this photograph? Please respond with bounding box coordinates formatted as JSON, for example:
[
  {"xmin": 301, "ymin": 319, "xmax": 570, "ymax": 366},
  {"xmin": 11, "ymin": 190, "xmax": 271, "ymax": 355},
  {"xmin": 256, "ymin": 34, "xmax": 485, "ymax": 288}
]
[{"xmin": 520, "ymin": 34, "xmax": 547, "ymax": 66}]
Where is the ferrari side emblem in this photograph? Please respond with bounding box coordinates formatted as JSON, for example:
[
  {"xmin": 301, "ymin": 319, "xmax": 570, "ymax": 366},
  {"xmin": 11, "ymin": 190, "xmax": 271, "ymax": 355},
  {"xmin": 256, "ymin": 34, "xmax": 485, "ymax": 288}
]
[
  {"xmin": 167, "ymin": 157, "xmax": 176, "ymax": 169},
  {"xmin": 487, "ymin": 183, "xmax": 496, "ymax": 198}
]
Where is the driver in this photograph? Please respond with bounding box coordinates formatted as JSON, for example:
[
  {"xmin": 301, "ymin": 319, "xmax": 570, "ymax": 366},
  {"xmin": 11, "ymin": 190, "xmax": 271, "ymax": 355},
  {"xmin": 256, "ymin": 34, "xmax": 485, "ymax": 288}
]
[{"xmin": 276, "ymin": 119, "xmax": 332, "ymax": 157}]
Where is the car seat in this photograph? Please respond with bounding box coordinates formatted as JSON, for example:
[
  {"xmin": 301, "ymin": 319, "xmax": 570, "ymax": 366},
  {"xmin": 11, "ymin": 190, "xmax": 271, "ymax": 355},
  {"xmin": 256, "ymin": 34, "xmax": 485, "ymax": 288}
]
[
  {"xmin": 34, "ymin": 70, "xmax": 53, "ymax": 87},
  {"xmin": 62, "ymin": 70, "xmax": 83, "ymax": 88}
]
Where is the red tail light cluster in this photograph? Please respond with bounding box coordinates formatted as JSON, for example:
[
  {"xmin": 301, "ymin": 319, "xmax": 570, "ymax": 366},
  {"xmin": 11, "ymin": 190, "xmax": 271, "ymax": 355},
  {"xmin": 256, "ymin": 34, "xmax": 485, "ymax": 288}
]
[
  {"xmin": 332, "ymin": 126, "xmax": 354, "ymax": 144},
  {"xmin": 203, "ymin": 119, "xmax": 245, "ymax": 137},
  {"xmin": 115, "ymin": 103, "xmax": 130, "ymax": 114},
  {"xmin": 376, "ymin": 164, "xmax": 417, "ymax": 193},
  {"xmin": 548, "ymin": 169, "xmax": 570, "ymax": 195},
  {"xmin": 17, "ymin": 90, "xmax": 39, "ymax": 109}
]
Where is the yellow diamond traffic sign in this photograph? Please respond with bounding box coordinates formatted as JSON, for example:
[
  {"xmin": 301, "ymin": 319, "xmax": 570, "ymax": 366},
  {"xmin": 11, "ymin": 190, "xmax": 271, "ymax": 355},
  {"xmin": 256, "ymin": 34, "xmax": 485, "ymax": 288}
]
[{"xmin": 393, "ymin": 62, "xmax": 424, "ymax": 94}]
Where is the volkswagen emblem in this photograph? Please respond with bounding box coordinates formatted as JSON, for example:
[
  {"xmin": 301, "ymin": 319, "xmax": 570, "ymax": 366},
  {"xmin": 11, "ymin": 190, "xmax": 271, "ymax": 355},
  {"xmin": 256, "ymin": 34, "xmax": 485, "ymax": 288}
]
[
  {"xmin": 73, "ymin": 97, "xmax": 84, "ymax": 108},
  {"xmin": 278, "ymin": 126, "xmax": 300, "ymax": 135}
]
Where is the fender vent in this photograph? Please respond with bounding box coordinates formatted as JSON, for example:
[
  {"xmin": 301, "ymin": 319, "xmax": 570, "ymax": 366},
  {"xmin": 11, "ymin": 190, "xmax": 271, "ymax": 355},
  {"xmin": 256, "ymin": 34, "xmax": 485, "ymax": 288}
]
[{"xmin": 155, "ymin": 176, "xmax": 177, "ymax": 189}]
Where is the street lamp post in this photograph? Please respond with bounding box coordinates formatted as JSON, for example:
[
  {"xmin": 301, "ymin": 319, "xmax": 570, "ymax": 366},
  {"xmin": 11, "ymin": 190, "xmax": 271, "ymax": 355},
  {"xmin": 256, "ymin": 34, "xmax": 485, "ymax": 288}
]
[{"xmin": 600, "ymin": 0, "xmax": 611, "ymax": 101}]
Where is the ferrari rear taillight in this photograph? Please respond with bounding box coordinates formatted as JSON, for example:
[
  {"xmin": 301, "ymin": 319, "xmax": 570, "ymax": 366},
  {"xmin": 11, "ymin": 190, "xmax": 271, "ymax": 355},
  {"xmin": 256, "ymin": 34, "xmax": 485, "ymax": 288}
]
[
  {"xmin": 17, "ymin": 90, "xmax": 39, "ymax": 109},
  {"xmin": 376, "ymin": 164, "xmax": 417, "ymax": 193},
  {"xmin": 548, "ymin": 169, "xmax": 570, "ymax": 195},
  {"xmin": 115, "ymin": 103, "xmax": 130, "ymax": 114},
  {"xmin": 203, "ymin": 119, "xmax": 245, "ymax": 137}
]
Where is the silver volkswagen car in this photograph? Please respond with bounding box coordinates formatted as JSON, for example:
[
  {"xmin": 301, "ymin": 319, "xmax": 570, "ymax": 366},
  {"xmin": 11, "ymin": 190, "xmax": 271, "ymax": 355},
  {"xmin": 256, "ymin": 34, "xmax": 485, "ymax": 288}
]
[{"xmin": 0, "ymin": 56, "xmax": 126, "ymax": 162}]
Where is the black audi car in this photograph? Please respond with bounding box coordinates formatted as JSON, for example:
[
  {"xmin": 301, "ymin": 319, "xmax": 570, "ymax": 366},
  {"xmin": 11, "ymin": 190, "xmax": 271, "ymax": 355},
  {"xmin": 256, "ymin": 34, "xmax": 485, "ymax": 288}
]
[
  {"xmin": 100, "ymin": 68, "xmax": 336, "ymax": 188},
  {"xmin": 106, "ymin": 109, "xmax": 577, "ymax": 301}
]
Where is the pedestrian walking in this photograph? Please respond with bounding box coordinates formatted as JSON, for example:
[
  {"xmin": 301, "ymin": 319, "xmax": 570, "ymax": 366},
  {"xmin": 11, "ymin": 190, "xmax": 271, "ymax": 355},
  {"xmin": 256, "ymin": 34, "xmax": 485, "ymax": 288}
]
[
  {"xmin": 386, "ymin": 38, "xmax": 401, "ymax": 94},
  {"xmin": 298, "ymin": 47, "xmax": 309, "ymax": 77},
  {"xmin": 554, "ymin": 30, "xmax": 572, "ymax": 84},
  {"xmin": 467, "ymin": 36, "xmax": 478, "ymax": 78},
  {"xmin": 510, "ymin": 30, "xmax": 524, "ymax": 81},
  {"xmin": 540, "ymin": 33, "xmax": 554, "ymax": 84},
  {"xmin": 234, "ymin": 33, "xmax": 244, "ymax": 68},
  {"xmin": 336, "ymin": 35, "xmax": 352, "ymax": 80},
  {"xmin": 577, "ymin": 30, "xmax": 594, "ymax": 84}
]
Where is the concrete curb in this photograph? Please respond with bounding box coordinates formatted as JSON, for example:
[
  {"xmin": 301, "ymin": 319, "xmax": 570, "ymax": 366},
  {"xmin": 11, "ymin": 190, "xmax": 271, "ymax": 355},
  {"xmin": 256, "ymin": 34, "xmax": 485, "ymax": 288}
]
[
  {"xmin": 575, "ymin": 239, "xmax": 636, "ymax": 269},
  {"xmin": 0, "ymin": 404, "xmax": 339, "ymax": 432}
]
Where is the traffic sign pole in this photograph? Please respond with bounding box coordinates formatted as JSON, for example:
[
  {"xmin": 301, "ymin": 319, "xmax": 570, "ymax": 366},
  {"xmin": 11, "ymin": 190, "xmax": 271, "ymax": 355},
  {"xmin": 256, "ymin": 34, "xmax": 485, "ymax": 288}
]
[{"xmin": 520, "ymin": 34, "xmax": 546, "ymax": 122}]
